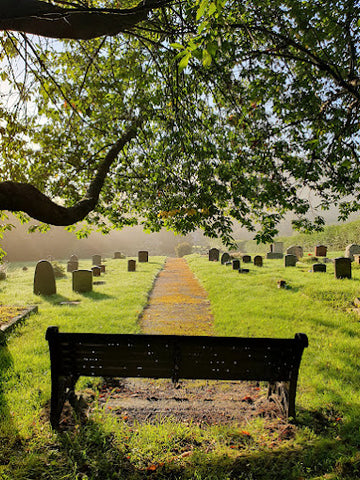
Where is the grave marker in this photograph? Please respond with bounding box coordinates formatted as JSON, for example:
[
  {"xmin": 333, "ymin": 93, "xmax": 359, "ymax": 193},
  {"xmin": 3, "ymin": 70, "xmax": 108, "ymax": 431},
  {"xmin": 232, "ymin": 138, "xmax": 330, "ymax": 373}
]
[
  {"xmin": 72, "ymin": 270, "xmax": 93, "ymax": 292},
  {"xmin": 312, "ymin": 263, "xmax": 326, "ymax": 273},
  {"xmin": 34, "ymin": 260, "xmax": 56, "ymax": 295},
  {"xmin": 91, "ymin": 266, "xmax": 101, "ymax": 277},
  {"xmin": 254, "ymin": 255, "xmax": 263, "ymax": 267},
  {"xmin": 242, "ymin": 255, "xmax": 251, "ymax": 263},
  {"xmin": 232, "ymin": 259, "xmax": 240, "ymax": 270},
  {"xmin": 284, "ymin": 254, "xmax": 297, "ymax": 267},
  {"xmin": 334, "ymin": 257, "xmax": 351, "ymax": 279},
  {"xmin": 92, "ymin": 254, "xmax": 101, "ymax": 266},
  {"xmin": 208, "ymin": 248, "xmax": 219, "ymax": 262},
  {"xmin": 138, "ymin": 251, "xmax": 149, "ymax": 263},
  {"xmin": 128, "ymin": 260, "xmax": 136, "ymax": 272},
  {"xmin": 221, "ymin": 252, "xmax": 231, "ymax": 264},
  {"xmin": 345, "ymin": 244, "xmax": 360, "ymax": 261},
  {"xmin": 286, "ymin": 245, "xmax": 303, "ymax": 259},
  {"xmin": 314, "ymin": 245, "xmax": 327, "ymax": 257}
]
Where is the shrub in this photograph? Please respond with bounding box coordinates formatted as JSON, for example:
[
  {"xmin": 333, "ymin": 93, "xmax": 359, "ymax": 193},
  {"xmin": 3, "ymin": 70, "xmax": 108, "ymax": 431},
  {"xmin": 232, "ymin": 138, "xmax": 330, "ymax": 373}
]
[
  {"xmin": 175, "ymin": 242, "xmax": 192, "ymax": 257},
  {"xmin": 51, "ymin": 261, "xmax": 66, "ymax": 278},
  {"xmin": 0, "ymin": 262, "xmax": 8, "ymax": 281}
]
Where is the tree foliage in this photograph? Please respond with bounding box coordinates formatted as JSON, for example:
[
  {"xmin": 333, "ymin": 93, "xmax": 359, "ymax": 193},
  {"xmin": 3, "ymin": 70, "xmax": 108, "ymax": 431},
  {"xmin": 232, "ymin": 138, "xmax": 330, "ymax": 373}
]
[{"xmin": 1, "ymin": 0, "xmax": 360, "ymax": 245}]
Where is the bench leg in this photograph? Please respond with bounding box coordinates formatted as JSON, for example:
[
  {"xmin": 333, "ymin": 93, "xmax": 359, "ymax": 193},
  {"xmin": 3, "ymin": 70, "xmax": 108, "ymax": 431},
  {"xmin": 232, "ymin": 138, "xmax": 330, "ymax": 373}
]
[
  {"xmin": 268, "ymin": 381, "xmax": 291, "ymax": 418},
  {"xmin": 50, "ymin": 375, "xmax": 78, "ymax": 429}
]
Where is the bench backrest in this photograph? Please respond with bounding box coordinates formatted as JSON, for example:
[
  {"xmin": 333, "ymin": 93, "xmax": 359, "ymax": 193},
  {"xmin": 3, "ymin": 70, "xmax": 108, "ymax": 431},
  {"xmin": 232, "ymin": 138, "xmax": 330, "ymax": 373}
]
[{"xmin": 46, "ymin": 327, "xmax": 308, "ymax": 383}]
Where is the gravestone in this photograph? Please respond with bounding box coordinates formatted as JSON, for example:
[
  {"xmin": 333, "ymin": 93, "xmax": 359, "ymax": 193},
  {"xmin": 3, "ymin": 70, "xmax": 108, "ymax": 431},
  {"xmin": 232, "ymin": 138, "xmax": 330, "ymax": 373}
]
[
  {"xmin": 239, "ymin": 268, "xmax": 249, "ymax": 274},
  {"xmin": 312, "ymin": 263, "xmax": 326, "ymax": 273},
  {"xmin": 208, "ymin": 248, "xmax": 219, "ymax": 262},
  {"xmin": 221, "ymin": 252, "xmax": 231, "ymax": 264},
  {"xmin": 128, "ymin": 259, "xmax": 136, "ymax": 272},
  {"xmin": 284, "ymin": 254, "xmax": 297, "ymax": 267},
  {"xmin": 286, "ymin": 245, "xmax": 303, "ymax": 260},
  {"xmin": 266, "ymin": 252, "xmax": 283, "ymax": 259},
  {"xmin": 72, "ymin": 270, "xmax": 93, "ymax": 292},
  {"xmin": 67, "ymin": 261, "xmax": 78, "ymax": 273},
  {"xmin": 114, "ymin": 252, "xmax": 125, "ymax": 259},
  {"xmin": 232, "ymin": 259, "xmax": 240, "ymax": 270},
  {"xmin": 334, "ymin": 257, "xmax": 351, "ymax": 279},
  {"xmin": 345, "ymin": 244, "xmax": 360, "ymax": 261},
  {"xmin": 354, "ymin": 255, "xmax": 360, "ymax": 265},
  {"xmin": 99, "ymin": 264, "xmax": 106, "ymax": 274},
  {"xmin": 254, "ymin": 255, "xmax": 263, "ymax": 267},
  {"xmin": 92, "ymin": 254, "xmax": 102, "ymax": 266},
  {"xmin": 33, "ymin": 260, "xmax": 56, "ymax": 295},
  {"xmin": 91, "ymin": 266, "xmax": 101, "ymax": 277},
  {"xmin": 70, "ymin": 254, "xmax": 78, "ymax": 262},
  {"xmin": 314, "ymin": 245, "xmax": 327, "ymax": 257},
  {"xmin": 242, "ymin": 255, "xmax": 251, "ymax": 263},
  {"xmin": 138, "ymin": 251, "xmax": 149, "ymax": 263},
  {"xmin": 273, "ymin": 242, "xmax": 284, "ymax": 254}
]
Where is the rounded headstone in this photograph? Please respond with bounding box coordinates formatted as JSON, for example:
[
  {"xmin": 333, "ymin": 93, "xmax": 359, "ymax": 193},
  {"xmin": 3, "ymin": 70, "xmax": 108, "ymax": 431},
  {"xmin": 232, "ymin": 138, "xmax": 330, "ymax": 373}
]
[
  {"xmin": 91, "ymin": 266, "xmax": 101, "ymax": 277},
  {"xmin": 208, "ymin": 248, "xmax": 219, "ymax": 262},
  {"xmin": 242, "ymin": 255, "xmax": 251, "ymax": 263},
  {"xmin": 67, "ymin": 260, "xmax": 79, "ymax": 273},
  {"xmin": 345, "ymin": 244, "xmax": 360, "ymax": 261},
  {"xmin": 34, "ymin": 260, "xmax": 56, "ymax": 295},
  {"xmin": 70, "ymin": 254, "xmax": 78, "ymax": 262},
  {"xmin": 254, "ymin": 255, "xmax": 263, "ymax": 267},
  {"xmin": 221, "ymin": 252, "xmax": 231, "ymax": 265},
  {"xmin": 286, "ymin": 245, "xmax": 303, "ymax": 260}
]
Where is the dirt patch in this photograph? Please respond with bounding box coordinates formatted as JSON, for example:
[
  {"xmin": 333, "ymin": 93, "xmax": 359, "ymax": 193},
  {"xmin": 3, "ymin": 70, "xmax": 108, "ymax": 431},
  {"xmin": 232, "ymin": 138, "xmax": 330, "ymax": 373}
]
[{"xmin": 84, "ymin": 378, "xmax": 286, "ymax": 427}]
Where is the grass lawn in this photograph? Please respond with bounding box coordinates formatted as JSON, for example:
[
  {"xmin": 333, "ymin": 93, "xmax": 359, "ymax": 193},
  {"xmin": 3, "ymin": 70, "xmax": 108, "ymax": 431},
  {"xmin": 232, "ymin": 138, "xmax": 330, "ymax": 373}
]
[{"xmin": 0, "ymin": 253, "xmax": 359, "ymax": 479}]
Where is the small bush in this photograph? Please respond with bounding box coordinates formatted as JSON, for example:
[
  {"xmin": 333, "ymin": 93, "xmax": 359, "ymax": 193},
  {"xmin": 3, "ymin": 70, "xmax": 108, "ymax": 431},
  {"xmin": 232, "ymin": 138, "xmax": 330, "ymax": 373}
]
[
  {"xmin": 52, "ymin": 262, "xmax": 66, "ymax": 278},
  {"xmin": 175, "ymin": 242, "xmax": 192, "ymax": 257},
  {"xmin": 0, "ymin": 263, "xmax": 8, "ymax": 281}
]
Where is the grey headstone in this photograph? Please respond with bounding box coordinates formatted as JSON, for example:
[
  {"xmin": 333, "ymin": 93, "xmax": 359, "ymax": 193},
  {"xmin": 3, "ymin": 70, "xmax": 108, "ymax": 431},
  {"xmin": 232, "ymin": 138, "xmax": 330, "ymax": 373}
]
[
  {"xmin": 254, "ymin": 255, "xmax": 263, "ymax": 267},
  {"xmin": 232, "ymin": 259, "xmax": 240, "ymax": 270},
  {"xmin": 128, "ymin": 260, "xmax": 136, "ymax": 272},
  {"xmin": 273, "ymin": 242, "xmax": 284, "ymax": 254},
  {"xmin": 114, "ymin": 251, "xmax": 123, "ymax": 259},
  {"xmin": 286, "ymin": 245, "xmax": 303, "ymax": 260},
  {"xmin": 334, "ymin": 257, "xmax": 351, "ymax": 279},
  {"xmin": 138, "ymin": 251, "xmax": 148, "ymax": 263},
  {"xmin": 266, "ymin": 252, "xmax": 283, "ymax": 259},
  {"xmin": 70, "ymin": 254, "xmax": 78, "ymax": 262},
  {"xmin": 221, "ymin": 253, "xmax": 231, "ymax": 264},
  {"xmin": 67, "ymin": 261, "xmax": 78, "ymax": 273},
  {"xmin": 354, "ymin": 255, "xmax": 360, "ymax": 265},
  {"xmin": 314, "ymin": 245, "xmax": 327, "ymax": 257},
  {"xmin": 33, "ymin": 260, "xmax": 56, "ymax": 295},
  {"xmin": 284, "ymin": 254, "xmax": 297, "ymax": 267},
  {"xmin": 91, "ymin": 266, "xmax": 101, "ymax": 277},
  {"xmin": 345, "ymin": 244, "xmax": 360, "ymax": 261},
  {"xmin": 242, "ymin": 255, "xmax": 251, "ymax": 263},
  {"xmin": 312, "ymin": 263, "xmax": 326, "ymax": 273},
  {"xmin": 208, "ymin": 248, "xmax": 219, "ymax": 262},
  {"xmin": 72, "ymin": 270, "xmax": 93, "ymax": 292},
  {"xmin": 92, "ymin": 254, "xmax": 102, "ymax": 266}
]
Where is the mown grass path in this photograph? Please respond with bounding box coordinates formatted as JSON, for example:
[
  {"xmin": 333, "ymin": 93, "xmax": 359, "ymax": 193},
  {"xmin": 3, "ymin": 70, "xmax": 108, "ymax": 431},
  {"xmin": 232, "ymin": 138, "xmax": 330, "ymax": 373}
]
[{"xmin": 140, "ymin": 257, "xmax": 214, "ymax": 335}]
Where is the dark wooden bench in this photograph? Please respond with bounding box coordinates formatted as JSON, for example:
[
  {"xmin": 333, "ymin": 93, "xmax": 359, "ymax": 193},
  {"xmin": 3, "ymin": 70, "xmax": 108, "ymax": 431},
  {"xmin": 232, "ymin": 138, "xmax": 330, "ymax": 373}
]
[{"xmin": 45, "ymin": 326, "xmax": 308, "ymax": 429}]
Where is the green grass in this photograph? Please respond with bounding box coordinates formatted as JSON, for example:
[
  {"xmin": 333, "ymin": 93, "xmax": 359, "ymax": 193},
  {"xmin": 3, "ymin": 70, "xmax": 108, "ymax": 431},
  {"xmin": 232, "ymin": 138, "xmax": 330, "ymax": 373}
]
[{"xmin": 1, "ymin": 254, "xmax": 360, "ymax": 479}]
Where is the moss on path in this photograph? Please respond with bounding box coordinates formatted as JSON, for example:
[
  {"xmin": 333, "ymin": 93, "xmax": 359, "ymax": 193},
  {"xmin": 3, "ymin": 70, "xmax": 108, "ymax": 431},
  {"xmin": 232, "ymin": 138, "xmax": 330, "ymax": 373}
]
[{"xmin": 140, "ymin": 257, "xmax": 214, "ymax": 335}]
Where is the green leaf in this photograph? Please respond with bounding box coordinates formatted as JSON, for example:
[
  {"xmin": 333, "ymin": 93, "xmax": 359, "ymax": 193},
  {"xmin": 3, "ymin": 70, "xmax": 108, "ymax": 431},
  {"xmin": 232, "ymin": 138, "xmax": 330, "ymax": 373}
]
[
  {"xmin": 170, "ymin": 43, "xmax": 184, "ymax": 50},
  {"xmin": 178, "ymin": 52, "xmax": 191, "ymax": 72},
  {"xmin": 196, "ymin": 0, "xmax": 209, "ymax": 20}
]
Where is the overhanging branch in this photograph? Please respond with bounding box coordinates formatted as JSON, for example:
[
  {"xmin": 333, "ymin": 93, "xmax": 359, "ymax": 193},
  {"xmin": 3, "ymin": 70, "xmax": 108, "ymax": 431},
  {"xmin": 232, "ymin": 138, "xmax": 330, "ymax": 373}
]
[
  {"xmin": 0, "ymin": 0, "xmax": 173, "ymax": 39},
  {"xmin": 0, "ymin": 120, "xmax": 141, "ymax": 225}
]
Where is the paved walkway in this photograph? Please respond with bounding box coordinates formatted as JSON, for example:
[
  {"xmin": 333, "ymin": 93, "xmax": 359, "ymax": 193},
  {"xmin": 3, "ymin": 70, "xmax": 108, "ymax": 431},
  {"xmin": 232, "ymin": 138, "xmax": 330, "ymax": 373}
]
[{"xmin": 140, "ymin": 257, "xmax": 214, "ymax": 335}]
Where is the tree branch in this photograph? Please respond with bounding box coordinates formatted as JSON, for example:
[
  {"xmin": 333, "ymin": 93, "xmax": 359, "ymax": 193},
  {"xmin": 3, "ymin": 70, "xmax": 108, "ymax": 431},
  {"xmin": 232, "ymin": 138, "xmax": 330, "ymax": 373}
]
[
  {"xmin": 0, "ymin": 0, "xmax": 173, "ymax": 39},
  {"xmin": 0, "ymin": 120, "xmax": 142, "ymax": 225}
]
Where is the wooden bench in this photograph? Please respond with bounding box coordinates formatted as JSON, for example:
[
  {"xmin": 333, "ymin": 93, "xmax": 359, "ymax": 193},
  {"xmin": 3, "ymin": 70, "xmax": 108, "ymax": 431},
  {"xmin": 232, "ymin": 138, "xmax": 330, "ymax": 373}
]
[{"xmin": 45, "ymin": 326, "xmax": 308, "ymax": 429}]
